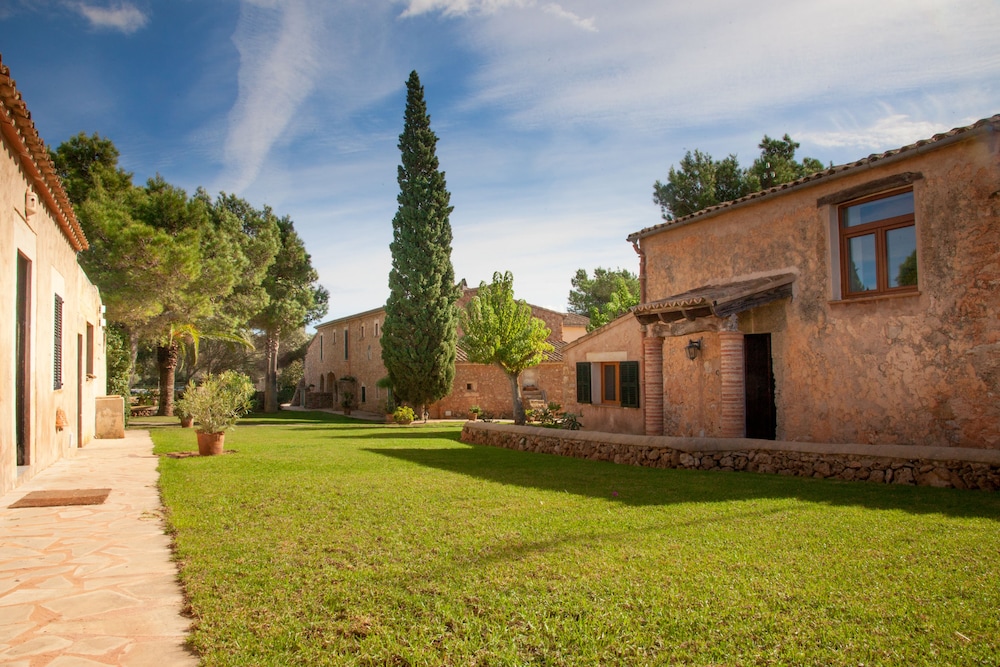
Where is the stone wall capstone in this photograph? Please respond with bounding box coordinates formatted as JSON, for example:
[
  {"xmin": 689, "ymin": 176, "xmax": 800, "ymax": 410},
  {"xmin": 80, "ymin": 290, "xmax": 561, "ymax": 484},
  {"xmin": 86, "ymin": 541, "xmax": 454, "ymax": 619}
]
[{"xmin": 461, "ymin": 422, "xmax": 1000, "ymax": 491}]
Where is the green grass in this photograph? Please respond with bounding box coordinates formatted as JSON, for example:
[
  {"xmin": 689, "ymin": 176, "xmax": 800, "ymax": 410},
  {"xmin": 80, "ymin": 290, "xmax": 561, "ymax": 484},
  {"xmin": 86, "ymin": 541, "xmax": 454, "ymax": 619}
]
[{"xmin": 151, "ymin": 411, "xmax": 1000, "ymax": 666}]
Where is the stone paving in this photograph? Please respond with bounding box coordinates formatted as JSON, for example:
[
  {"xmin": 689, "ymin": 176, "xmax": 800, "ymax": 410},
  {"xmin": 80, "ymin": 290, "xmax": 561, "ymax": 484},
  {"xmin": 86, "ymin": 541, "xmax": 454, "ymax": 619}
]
[{"xmin": 0, "ymin": 431, "xmax": 198, "ymax": 666}]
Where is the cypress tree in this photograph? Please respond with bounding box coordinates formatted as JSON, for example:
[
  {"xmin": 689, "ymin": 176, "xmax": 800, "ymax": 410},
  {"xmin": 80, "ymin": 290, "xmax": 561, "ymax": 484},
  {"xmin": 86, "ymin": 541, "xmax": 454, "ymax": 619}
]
[{"xmin": 382, "ymin": 70, "xmax": 460, "ymax": 412}]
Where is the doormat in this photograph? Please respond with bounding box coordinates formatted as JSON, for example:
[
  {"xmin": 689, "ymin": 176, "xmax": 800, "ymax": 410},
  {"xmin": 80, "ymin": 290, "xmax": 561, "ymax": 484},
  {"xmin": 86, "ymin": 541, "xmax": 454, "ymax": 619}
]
[{"xmin": 8, "ymin": 488, "xmax": 111, "ymax": 508}]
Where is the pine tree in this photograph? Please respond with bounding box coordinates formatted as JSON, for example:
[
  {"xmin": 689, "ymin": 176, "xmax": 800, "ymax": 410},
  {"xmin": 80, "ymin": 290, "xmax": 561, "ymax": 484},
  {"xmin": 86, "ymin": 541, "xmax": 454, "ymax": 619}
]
[{"xmin": 382, "ymin": 70, "xmax": 460, "ymax": 413}]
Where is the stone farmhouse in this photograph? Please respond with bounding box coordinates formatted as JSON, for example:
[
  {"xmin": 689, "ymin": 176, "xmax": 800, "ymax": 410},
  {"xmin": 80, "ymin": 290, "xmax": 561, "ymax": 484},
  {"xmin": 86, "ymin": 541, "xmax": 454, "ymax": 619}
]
[
  {"xmin": 303, "ymin": 288, "xmax": 587, "ymax": 419},
  {"xmin": 1, "ymin": 56, "xmax": 107, "ymax": 496},
  {"xmin": 560, "ymin": 114, "xmax": 999, "ymax": 450}
]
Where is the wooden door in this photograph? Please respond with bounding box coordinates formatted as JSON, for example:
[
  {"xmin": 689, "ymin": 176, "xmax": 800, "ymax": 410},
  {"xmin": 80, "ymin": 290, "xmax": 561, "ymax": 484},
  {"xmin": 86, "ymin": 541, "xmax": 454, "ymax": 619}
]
[{"xmin": 744, "ymin": 334, "xmax": 776, "ymax": 440}]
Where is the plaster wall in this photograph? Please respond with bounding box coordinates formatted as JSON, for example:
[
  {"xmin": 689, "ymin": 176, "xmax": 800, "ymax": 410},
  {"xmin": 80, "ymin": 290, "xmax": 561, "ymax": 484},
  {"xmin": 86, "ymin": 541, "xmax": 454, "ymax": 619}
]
[
  {"xmin": 638, "ymin": 134, "xmax": 1000, "ymax": 449},
  {"xmin": 1, "ymin": 139, "xmax": 105, "ymax": 496}
]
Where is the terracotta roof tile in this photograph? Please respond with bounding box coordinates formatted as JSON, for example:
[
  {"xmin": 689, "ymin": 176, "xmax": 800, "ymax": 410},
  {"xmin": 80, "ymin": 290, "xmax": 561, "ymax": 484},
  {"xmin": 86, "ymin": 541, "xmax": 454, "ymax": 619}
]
[
  {"xmin": 0, "ymin": 54, "xmax": 87, "ymax": 251},
  {"xmin": 628, "ymin": 113, "xmax": 1000, "ymax": 243}
]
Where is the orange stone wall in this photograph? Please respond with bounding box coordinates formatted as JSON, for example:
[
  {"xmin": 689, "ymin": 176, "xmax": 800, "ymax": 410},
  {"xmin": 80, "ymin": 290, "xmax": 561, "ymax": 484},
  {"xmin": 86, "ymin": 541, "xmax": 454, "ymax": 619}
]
[{"xmin": 637, "ymin": 132, "xmax": 1000, "ymax": 449}]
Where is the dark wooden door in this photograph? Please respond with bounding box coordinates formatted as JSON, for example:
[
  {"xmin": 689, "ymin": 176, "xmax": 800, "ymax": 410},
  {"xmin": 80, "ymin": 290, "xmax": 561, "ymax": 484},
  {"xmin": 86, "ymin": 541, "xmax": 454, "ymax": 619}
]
[
  {"xmin": 16, "ymin": 253, "xmax": 31, "ymax": 465},
  {"xmin": 744, "ymin": 334, "xmax": 776, "ymax": 440}
]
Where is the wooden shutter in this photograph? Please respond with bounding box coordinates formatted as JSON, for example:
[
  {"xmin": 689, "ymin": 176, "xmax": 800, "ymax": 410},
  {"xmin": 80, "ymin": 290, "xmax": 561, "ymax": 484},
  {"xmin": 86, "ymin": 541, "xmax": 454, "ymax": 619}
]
[
  {"xmin": 53, "ymin": 294, "xmax": 63, "ymax": 390},
  {"xmin": 576, "ymin": 362, "xmax": 591, "ymax": 404},
  {"xmin": 620, "ymin": 360, "xmax": 640, "ymax": 408}
]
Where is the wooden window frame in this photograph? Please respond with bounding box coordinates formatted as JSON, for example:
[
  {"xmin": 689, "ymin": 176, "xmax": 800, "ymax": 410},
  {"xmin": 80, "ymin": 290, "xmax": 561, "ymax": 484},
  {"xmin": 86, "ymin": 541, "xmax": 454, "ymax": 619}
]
[
  {"xmin": 576, "ymin": 361, "xmax": 639, "ymax": 408},
  {"xmin": 839, "ymin": 188, "xmax": 917, "ymax": 298}
]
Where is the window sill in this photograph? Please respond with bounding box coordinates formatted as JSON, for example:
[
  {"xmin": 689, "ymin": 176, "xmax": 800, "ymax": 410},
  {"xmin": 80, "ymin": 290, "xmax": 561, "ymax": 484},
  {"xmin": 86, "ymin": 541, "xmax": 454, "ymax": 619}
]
[{"xmin": 829, "ymin": 290, "xmax": 921, "ymax": 306}]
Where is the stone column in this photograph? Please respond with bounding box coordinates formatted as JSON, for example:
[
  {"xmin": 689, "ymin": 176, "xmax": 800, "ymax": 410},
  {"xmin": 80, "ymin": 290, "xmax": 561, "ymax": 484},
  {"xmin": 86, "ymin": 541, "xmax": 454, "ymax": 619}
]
[
  {"xmin": 719, "ymin": 331, "xmax": 746, "ymax": 438},
  {"xmin": 643, "ymin": 335, "xmax": 664, "ymax": 436}
]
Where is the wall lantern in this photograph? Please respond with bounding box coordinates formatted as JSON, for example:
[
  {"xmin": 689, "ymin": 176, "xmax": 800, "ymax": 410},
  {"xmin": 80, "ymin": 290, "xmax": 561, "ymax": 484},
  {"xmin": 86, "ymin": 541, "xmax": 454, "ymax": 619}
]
[{"xmin": 685, "ymin": 338, "xmax": 702, "ymax": 361}]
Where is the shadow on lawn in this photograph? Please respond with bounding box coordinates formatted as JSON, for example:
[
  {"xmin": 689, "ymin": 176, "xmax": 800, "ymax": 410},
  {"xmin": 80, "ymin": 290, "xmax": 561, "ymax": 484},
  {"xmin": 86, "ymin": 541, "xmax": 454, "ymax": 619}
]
[{"xmin": 364, "ymin": 445, "xmax": 1000, "ymax": 520}]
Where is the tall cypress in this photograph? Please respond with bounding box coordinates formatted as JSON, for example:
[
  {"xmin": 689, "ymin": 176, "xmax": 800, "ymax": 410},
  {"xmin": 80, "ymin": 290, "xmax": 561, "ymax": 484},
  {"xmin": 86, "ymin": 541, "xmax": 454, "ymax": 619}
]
[{"xmin": 382, "ymin": 70, "xmax": 460, "ymax": 411}]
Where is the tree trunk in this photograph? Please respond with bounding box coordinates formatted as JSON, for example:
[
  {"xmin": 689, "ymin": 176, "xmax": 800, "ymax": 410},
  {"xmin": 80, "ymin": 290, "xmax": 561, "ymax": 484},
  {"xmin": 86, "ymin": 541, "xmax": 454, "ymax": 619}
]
[
  {"xmin": 506, "ymin": 370, "xmax": 525, "ymax": 425},
  {"xmin": 156, "ymin": 342, "xmax": 179, "ymax": 416},
  {"xmin": 264, "ymin": 329, "xmax": 280, "ymax": 413}
]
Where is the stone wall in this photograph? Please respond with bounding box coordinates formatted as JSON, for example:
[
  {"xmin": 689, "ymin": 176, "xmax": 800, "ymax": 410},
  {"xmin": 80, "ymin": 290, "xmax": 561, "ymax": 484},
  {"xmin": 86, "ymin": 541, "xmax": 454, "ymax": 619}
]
[{"xmin": 461, "ymin": 422, "xmax": 1000, "ymax": 491}]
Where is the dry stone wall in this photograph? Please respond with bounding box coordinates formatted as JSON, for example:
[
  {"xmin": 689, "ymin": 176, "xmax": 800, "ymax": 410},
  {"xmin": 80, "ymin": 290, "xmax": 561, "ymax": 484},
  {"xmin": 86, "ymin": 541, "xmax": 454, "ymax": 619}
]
[{"xmin": 461, "ymin": 423, "xmax": 1000, "ymax": 491}]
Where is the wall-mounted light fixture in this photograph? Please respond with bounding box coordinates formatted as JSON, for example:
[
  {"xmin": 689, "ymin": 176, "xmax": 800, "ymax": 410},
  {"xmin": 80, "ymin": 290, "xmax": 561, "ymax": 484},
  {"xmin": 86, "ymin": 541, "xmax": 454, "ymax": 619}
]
[{"xmin": 685, "ymin": 338, "xmax": 702, "ymax": 361}]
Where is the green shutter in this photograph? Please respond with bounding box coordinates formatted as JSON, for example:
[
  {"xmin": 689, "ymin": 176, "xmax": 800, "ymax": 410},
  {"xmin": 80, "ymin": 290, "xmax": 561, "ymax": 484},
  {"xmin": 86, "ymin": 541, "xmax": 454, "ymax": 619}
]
[
  {"xmin": 576, "ymin": 362, "xmax": 592, "ymax": 404},
  {"xmin": 620, "ymin": 360, "xmax": 639, "ymax": 408}
]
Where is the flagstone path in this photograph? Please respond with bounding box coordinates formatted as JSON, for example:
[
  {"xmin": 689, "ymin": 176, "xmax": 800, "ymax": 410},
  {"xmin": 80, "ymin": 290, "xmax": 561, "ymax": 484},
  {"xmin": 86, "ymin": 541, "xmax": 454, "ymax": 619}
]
[{"xmin": 0, "ymin": 431, "xmax": 198, "ymax": 666}]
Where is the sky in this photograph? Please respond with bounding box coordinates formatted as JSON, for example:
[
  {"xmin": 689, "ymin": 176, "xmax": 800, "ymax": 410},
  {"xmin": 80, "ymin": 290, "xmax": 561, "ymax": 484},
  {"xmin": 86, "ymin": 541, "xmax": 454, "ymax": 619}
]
[{"xmin": 2, "ymin": 0, "xmax": 999, "ymax": 323}]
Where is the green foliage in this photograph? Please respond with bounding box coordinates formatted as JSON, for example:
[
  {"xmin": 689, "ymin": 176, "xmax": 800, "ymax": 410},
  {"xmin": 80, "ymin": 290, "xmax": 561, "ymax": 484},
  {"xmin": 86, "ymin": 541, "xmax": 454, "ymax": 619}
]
[
  {"xmin": 175, "ymin": 370, "xmax": 255, "ymax": 434},
  {"xmin": 151, "ymin": 414, "xmax": 1000, "ymax": 666},
  {"xmin": 105, "ymin": 324, "xmax": 132, "ymax": 426},
  {"xmin": 653, "ymin": 134, "xmax": 825, "ymax": 220},
  {"xmin": 49, "ymin": 131, "xmax": 133, "ymax": 205},
  {"xmin": 459, "ymin": 271, "xmax": 553, "ymax": 425},
  {"xmin": 393, "ymin": 405, "xmax": 415, "ymax": 424},
  {"xmin": 526, "ymin": 401, "xmax": 584, "ymax": 430},
  {"xmin": 569, "ymin": 267, "xmax": 640, "ymax": 330},
  {"xmin": 382, "ymin": 70, "xmax": 460, "ymax": 409},
  {"xmin": 278, "ymin": 359, "xmax": 304, "ymax": 392}
]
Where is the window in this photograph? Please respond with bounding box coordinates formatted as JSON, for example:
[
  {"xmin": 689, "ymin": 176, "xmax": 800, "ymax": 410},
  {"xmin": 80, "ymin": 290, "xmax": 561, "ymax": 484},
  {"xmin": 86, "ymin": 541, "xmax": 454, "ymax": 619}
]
[
  {"xmin": 375, "ymin": 321, "xmax": 380, "ymax": 337},
  {"xmin": 86, "ymin": 323, "xmax": 95, "ymax": 376},
  {"xmin": 839, "ymin": 189, "xmax": 917, "ymax": 297},
  {"xmin": 344, "ymin": 329, "xmax": 349, "ymax": 359},
  {"xmin": 53, "ymin": 294, "xmax": 63, "ymax": 390},
  {"xmin": 319, "ymin": 334, "xmax": 324, "ymax": 361},
  {"xmin": 361, "ymin": 386, "xmax": 367, "ymax": 403},
  {"xmin": 360, "ymin": 324, "xmax": 365, "ymax": 339},
  {"xmin": 576, "ymin": 361, "xmax": 640, "ymax": 408}
]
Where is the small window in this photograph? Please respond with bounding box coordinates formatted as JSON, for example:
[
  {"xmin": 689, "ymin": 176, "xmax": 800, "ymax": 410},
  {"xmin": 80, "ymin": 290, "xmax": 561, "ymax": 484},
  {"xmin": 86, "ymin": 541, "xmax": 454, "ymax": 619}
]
[
  {"xmin": 86, "ymin": 323, "xmax": 95, "ymax": 376},
  {"xmin": 344, "ymin": 329, "xmax": 349, "ymax": 360},
  {"xmin": 361, "ymin": 386, "xmax": 367, "ymax": 403},
  {"xmin": 840, "ymin": 189, "xmax": 917, "ymax": 297},
  {"xmin": 53, "ymin": 294, "xmax": 63, "ymax": 390},
  {"xmin": 602, "ymin": 363, "xmax": 618, "ymax": 403},
  {"xmin": 360, "ymin": 324, "xmax": 365, "ymax": 339},
  {"xmin": 319, "ymin": 334, "xmax": 324, "ymax": 361},
  {"xmin": 375, "ymin": 322, "xmax": 380, "ymax": 337},
  {"xmin": 578, "ymin": 360, "xmax": 639, "ymax": 408}
]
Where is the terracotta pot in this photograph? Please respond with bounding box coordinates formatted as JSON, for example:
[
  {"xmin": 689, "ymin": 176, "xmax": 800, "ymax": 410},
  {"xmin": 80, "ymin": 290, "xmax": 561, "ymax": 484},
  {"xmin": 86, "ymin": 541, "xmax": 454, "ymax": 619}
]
[
  {"xmin": 180, "ymin": 416, "xmax": 194, "ymax": 428},
  {"xmin": 196, "ymin": 431, "xmax": 226, "ymax": 456}
]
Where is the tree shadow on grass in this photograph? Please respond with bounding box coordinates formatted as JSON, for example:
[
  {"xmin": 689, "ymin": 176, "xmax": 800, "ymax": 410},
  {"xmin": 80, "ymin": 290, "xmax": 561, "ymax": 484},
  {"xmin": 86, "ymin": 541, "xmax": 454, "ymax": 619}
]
[{"xmin": 363, "ymin": 444, "xmax": 1000, "ymax": 521}]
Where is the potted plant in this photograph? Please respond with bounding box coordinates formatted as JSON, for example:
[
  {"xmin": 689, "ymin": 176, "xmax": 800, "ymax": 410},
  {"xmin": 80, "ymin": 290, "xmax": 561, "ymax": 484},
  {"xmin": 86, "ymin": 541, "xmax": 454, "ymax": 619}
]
[
  {"xmin": 341, "ymin": 391, "xmax": 355, "ymax": 415},
  {"xmin": 393, "ymin": 405, "xmax": 415, "ymax": 425},
  {"xmin": 176, "ymin": 403, "xmax": 194, "ymax": 428},
  {"xmin": 175, "ymin": 371, "xmax": 255, "ymax": 456},
  {"xmin": 468, "ymin": 405, "xmax": 481, "ymax": 421}
]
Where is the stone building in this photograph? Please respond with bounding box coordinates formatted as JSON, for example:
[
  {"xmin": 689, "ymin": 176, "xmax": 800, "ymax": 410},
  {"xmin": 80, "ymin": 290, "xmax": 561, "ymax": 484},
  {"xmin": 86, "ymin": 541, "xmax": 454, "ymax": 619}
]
[
  {"xmin": 1, "ymin": 56, "xmax": 107, "ymax": 495},
  {"xmin": 559, "ymin": 313, "xmax": 646, "ymax": 435},
  {"xmin": 619, "ymin": 115, "xmax": 999, "ymax": 449},
  {"xmin": 303, "ymin": 289, "xmax": 587, "ymax": 419}
]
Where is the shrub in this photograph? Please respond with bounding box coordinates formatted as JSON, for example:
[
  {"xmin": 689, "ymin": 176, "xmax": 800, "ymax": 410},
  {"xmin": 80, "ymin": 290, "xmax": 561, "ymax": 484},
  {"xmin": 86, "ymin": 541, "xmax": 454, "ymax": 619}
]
[
  {"xmin": 393, "ymin": 406, "xmax": 415, "ymax": 425},
  {"xmin": 175, "ymin": 371, "xmax": 255, "ymax": 434}
]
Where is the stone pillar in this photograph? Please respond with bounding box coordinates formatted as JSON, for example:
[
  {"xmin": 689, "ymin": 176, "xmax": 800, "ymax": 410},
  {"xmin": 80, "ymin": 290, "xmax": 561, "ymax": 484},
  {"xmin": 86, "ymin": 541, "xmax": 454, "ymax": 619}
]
[
  {"xmin": 643, "ymin": 335, "xmax": 664, "ymax": 436},
  {"xmin": 719, "ymin": 331, "xmax": 745, "ymax": 438},
  {"xmin": 95, "ymin": 395, "xmax": 125, "ymax": 439}
]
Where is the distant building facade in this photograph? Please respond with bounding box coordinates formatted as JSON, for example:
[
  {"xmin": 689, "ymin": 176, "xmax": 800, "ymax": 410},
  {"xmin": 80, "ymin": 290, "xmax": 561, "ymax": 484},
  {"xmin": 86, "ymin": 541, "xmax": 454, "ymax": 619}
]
[{"xmin": 303, "ymin": 290, "xmax": 587, "ymax": 419}]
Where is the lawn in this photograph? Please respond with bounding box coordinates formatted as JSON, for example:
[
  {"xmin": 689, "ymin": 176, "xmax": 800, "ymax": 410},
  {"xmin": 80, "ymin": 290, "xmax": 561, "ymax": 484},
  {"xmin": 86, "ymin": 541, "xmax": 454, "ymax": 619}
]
[{"xmin": 150, "ymin": 411, "xmax": 1000, "ymax": 666}]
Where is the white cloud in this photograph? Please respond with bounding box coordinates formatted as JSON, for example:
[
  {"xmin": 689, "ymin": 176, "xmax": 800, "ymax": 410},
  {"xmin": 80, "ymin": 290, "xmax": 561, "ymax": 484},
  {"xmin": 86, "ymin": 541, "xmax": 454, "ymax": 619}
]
[
  {"xmin": 399, "ymin": 0, "xmax": 596, "ymax": 31},
  {"xmin": 75, "ymin": 1, "xmax": 148, "ymax": 33},
  {"xmin": 800, "ymin": 114, "xmax": 964, "ymax": 155},
  {"xmin": 541, "ymin": 3, "xmax": 596, "ymax": 32},
  {"xmin": 220, "ymin": 0, "xmax": 326, "ymax": 193}
]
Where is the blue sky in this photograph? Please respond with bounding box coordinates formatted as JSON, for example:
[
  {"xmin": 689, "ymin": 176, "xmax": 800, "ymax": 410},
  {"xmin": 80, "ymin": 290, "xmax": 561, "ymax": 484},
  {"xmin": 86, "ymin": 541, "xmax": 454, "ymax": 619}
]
[{"xmin": 2, "ymin": 1, "xmax": 999, "ymax": 321}]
